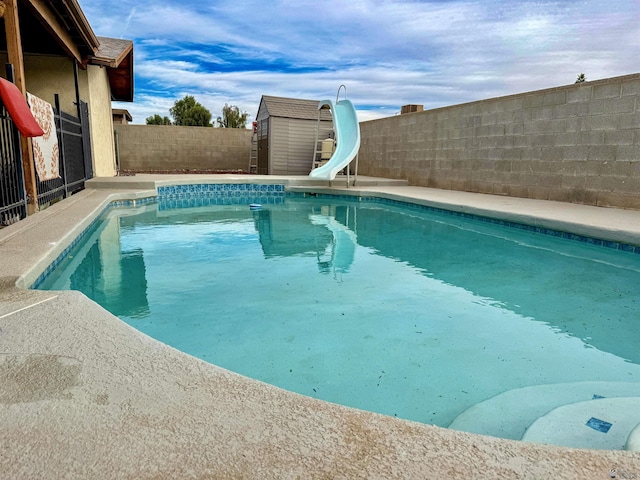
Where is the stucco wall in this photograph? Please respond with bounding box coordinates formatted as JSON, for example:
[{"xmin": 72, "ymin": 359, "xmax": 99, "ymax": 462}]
[
  {"xmin": 22, "ymin": 54, "xmax": 80, "ymax": 113},
  {"xmin": 87, "ymin": 65, "xmax": 117, "ymax": 177},
  {"xmin": 114, "ymin": 124, "xmax": 252, "ymax": 172},
  {"xmin": 359, "ymin": 73, "xmax": 640, "ymax": 209}
]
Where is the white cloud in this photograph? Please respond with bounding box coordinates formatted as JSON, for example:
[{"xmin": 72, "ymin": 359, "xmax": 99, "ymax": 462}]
[{"xmin": 81, "ymin": 0, "xmax": 640, "ymax": 123}]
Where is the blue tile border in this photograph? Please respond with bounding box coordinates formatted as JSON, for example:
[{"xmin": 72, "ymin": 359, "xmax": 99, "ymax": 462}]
[
  {"xmin": 31, "ymin": 185, "xmax": 286, "ymax": 288},
  {"xmin": 109, "ymin": 196, "xmax": 157, "ymax": 208},
  {"xmin": 157, "ymin": 183, "xmax": 285, "ymax": 200},
  {"xmin": 31, "ymin": 210, "xmax": 104, "ymax": 289},
  {"xmin": 30, "ymin": 196, "xmax": 158, "ymax": 289},
  {"xmin": 156, "ymin": 183, "xmax": 286, "ymax": 210},
  {"xmin": 158, "ymin": 196, "xmax": 285, "ymax": 210},
  {"xmin": 301, "ymin": 192, "xmax": 640, "ymax": 255},
  {"xmin": 30, "ymin": 183, "xmax": 640, "ymax": 289}
]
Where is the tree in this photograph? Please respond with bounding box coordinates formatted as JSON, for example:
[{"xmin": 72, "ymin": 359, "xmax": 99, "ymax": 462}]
[
  {"xmin": 169, "ymin": 95, "xmax": 213, "ymax": 127},
  {"xmin": 575, "ymin": 73, "xmax": 586, "ymax": 84},
  {"xmin": 146, "ymin": 114, "xmax": 172, "ymax": 125},
  {"xmin": 216, "ymin": 104, "xmax": 248, "ymax": 128}
]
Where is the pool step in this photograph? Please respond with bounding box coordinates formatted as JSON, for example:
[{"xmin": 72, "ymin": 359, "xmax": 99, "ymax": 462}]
[
  {"xmin": 626, "ymin": 422, "xmax": 640, "ymax": 451},
  {"xmin": 522, "ymin": 397, "xmax": 640, "ymax": 450},
  {"xmin": 448, "ymin": 381, "xmax": 640, "ymax": 448}
]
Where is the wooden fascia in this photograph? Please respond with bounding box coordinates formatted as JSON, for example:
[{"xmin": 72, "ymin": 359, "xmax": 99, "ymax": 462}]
[
  {"xmin": 91, "ymin": 42, "xmax": 133, "ymax": 69},
  {"xmin": 59, "ymin": 0, "xmax": 99, "ymax": 49}
]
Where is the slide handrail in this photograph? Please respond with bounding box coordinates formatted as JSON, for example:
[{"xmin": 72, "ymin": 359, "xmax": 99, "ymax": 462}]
[{"xmin": 336, "ymin": 84, "xmax": 347, "ymax": 104}]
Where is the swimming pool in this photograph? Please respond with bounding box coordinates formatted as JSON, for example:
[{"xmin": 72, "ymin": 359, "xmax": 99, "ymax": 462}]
[{"xmin": 35, "ymin": 187, "xmax": 640, "ymax": 449}]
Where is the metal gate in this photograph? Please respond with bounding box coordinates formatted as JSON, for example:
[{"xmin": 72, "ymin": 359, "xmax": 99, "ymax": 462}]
[{"xmin": 36, "ymin": 96, "xmax": 91, "ymax": 206}]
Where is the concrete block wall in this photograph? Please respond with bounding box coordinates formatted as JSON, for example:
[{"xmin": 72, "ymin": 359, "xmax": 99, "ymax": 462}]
[
  {"xmin": 114, "ymin": 124, "xmax": 252, "ymax": 172},
  {"xmin": 359, "ymin": 73, "xmax": 640, "ymax": 209}
]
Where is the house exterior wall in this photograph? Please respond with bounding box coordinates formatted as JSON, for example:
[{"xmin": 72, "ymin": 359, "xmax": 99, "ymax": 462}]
[
  {"xmin": 113, "ymin": 124, "xmax": 252, "ymax": 172},
  {"xmin": 16, "ymin": 55, "xmax": 116, "ymax": 177},
  {"xmin": 358, "ymin": 73, "xmax": 640, "ymax": 209},
  {"xmin": 22, "ymin": 54, "xmax": 78, "ymax": 113},
  {"xmin": 269, "ymin": 117, "xmax": 333, "ymax": 175},
  {"xmin": 87, "ymin": 65, "xmax": 117, "ymax": 177}
]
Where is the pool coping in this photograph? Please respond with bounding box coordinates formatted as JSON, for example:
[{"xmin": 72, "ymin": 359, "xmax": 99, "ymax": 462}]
[{"xmin": 1, "ymin": 174, "xmax": 639, "ymax": 479}]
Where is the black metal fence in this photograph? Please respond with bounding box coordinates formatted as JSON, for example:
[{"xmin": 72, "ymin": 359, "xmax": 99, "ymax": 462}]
[
  {"xmin": 0, "ymin": 92, "xmax": 93, "ymax": 224},
  {"xmin": 0, "ymin": 103, "xmax": 27, "ymax": 226},
  {"xmin": 35, "ymin": 96, "xmax": 91, "ymax": 206}
]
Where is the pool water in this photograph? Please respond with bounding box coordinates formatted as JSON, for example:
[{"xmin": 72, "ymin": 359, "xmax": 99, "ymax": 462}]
[{"xmin": 37, "ymin": 195, "xmax": 640, "ymax": 445}]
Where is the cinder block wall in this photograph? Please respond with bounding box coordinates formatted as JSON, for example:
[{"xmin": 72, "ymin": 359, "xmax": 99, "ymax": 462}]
[
  {"xmin": 114, "ymin": 124, "xmax": 252, "ymax": 172},
  {"xmin": 359, "ymin": 73, "xmax": 640, "ymax": 209}
]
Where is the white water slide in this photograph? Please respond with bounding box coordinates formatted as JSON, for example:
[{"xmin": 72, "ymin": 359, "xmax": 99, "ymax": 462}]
[{"xmin": 309, "ymin": 93, "xmax": 361, "ymax": 181}]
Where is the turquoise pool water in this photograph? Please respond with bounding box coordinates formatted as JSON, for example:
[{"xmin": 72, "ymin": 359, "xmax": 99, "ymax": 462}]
[{"xmin": 37, "ymin": 193, "xmax": 640, "ymax": 444}]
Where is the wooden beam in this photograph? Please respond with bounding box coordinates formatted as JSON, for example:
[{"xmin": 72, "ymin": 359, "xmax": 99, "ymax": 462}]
[
  {"xmin": 24, "ymin": 0, "xmax": 86, "ymax": 65},
  {"xmin": 4, "ymin": 0, "xmax": 25, "ymax": 92},
  {"xmin": 4, "ymin": 0, "xmax": 38, "ymax": 213}
]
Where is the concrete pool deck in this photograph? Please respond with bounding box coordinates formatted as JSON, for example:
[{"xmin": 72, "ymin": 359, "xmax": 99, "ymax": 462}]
[{"xmin": 1, "ymin": 174, "xmax": 639, "ymax": 479}]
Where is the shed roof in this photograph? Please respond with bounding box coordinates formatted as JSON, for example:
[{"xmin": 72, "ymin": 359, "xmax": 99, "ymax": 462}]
[{"xmin": 259, "ymin": 96, "xmax": 333, "ymax": 121}]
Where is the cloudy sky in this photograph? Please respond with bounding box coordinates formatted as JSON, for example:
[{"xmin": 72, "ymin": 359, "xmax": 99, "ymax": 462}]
[{"xmin": 81, "ymin": 0, "xmax": 640, "ymax": 125}]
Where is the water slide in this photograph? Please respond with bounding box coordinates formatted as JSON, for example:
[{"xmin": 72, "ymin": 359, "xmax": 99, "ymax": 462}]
[{"xmin": 309, "ymin": 98, "xmax": 361, "ymax": 181}]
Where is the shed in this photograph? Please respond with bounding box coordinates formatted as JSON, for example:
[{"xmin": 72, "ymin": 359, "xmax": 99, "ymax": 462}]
[{"xmin": 255, "ymin": 95, "xmax": 333, "ymax": 175}]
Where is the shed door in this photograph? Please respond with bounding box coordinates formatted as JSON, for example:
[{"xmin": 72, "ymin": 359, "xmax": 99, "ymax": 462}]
[{"xmin": 257, "ymin": 119, "xmax": 268, "ymax": 175}]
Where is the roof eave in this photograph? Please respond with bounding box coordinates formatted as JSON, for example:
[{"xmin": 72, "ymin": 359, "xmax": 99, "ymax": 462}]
[
  {"xmin": 60, "ymin": 0, "xmax": 100, "ymax": 52},
  {"xmin": 24, "ymin": 0, "xmax": 100, "ymax": 66},
  {"xmin": 90, "ymin": 41, "xmax": 133, "ymax": 69},
  {"xmin": 90, "ymin": 37, "xmax": 134, "ymax": 102}
]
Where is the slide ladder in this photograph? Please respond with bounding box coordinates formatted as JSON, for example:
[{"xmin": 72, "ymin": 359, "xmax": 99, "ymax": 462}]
[{"xmin": 248, "ymin": 121, "xmax": 258, "ymax": 174}]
